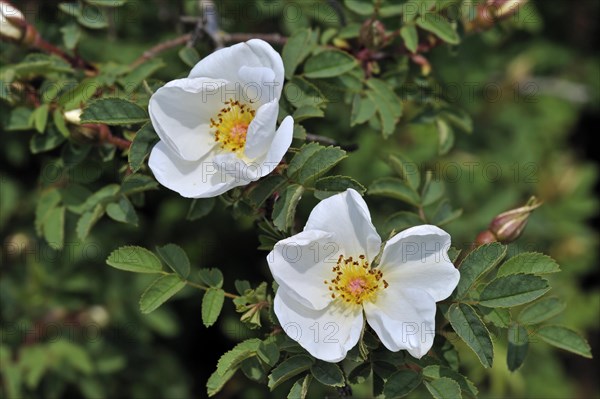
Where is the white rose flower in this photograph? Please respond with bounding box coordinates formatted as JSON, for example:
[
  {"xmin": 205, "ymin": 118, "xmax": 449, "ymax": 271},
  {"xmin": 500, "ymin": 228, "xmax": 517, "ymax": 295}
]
[
  {"xmin": 0, "ymin": 1, "xmax": 25, "ymax": 41},
  {"xmin": 148, "ymin": 39, "xmax": 294, "ymax": 198},
  {"xmin": 268, "ymin": 189, "xmax": 460, "ymax": 363}
]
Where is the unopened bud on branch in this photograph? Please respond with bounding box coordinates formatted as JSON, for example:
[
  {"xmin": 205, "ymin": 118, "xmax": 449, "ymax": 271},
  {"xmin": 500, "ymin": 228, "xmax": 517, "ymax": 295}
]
[
  {"xmin": 489, "ymin": 196, "xmax": 541, "ymax": 243},
  {"xmin": 359, "ymin": 18, "xmax": 387, "ymax": 49},
  {"xmin": 0, "ymin": 1, "xmax": 25, "ymax": 42}
]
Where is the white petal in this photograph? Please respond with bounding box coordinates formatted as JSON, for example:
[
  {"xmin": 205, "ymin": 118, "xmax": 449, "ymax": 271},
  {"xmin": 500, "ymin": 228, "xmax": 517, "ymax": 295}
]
[
  {"xmin": 305, "ymin": 190, "xmax": 381, "ymax": 260},
  {"xmin": 274, "ymin": 290, "xmax": 363, "ymax": 363},
  {"xmin": 213, "ymin": 152, "xmax": 263, "ymax": 182},
  {"xmin": 189, "ymin": 39, "xmax": 284, "ymax": 103},
  {"xmin": 149, "ymin": 77, "xmax": 227, "ymax": 161},
  {"xmin": 261, "ymin": 116, "xmax": 294, "ymax": 175},
  {"xmin": 378, "ymin": 225, "xmax": 458, "ymax": 301},
  {"xmin": 244, "ymin": 100, "xmax": 279, "ymax": 160},
  {"xmin": 364, "ymin": 287, "xmax": 437, "ymax": 358},
  {"xmin": 268, "ymin": 229, "xmax": 341, "ymax": 310},
  {"xmin": 148, "ymin": 141, "xmax": 247, "ymax": 198}
]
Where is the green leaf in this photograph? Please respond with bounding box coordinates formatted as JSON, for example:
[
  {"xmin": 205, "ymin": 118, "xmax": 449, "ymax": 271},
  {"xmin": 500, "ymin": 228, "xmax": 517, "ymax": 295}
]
[
  {"xmin": 60, "ymin": 23, "xmax": 81, "ymax": 50},
  {"xmin": 35, "ymin": 189, "xmax": 61, "ymax": 235},
  {"xmin": 287, "ymin": 375, "xmax": 312, "ymax": 399},
  {"xmin": 77, "ymin": 7, "xmax": 108, "ymax": 29},
  {"xmin": 453, "ymin": 242, "xmax": 507, "ymax": 298},
  {"xmin": 344, "ymin": 0, "xmax": 374, "ymax": 15},
  {"xmin": 304, "ymin": 50, "xmax": 357, "ymax": 79},
  {"xmin": 187, "ymin": 197, "xmax": 216, "ymax": 221},
  {"xmin": 288, "ymin": 145, "xmax": 347, "ymax": 184},
  {"xmin": 84, "ymin": 0, "xmax": 127, "ymax": 6},
  {"xmin": 431, "ymin": 199, "xmax": 463, "ymax": 226},
  {"xmin": 422, "ymin": 366, "xmax": 478, "ymax": 397},
  {"xmin": 215, "ymin": 339, "xmax": 262, "ymax": 377},
  {"xmin": 139, "ymin": 274, "xmax": 186, "ymax": 314},
  {"xmin": 81, "ymin": 98, "xmax": 148, "ymax": 125},
  {"xmin": 497, "ymin": 253, "xmax": 560, "ymax": 277},
  {"xmin": 118, "ymin": 58, "xmax": 165, "ymax": 91},
  {"xmin": 420, "ymin": 172, "xmax": 445, "ymax": 206},
  {"xmin": 425, "ymin": 377, "xmax": 462, "ymax": 399},
  {"xmin": 389, "ymin": 154, "xmax": 420, "ymax": 190},
  {"xmin": 198, "ymin": 268, "xmax": 224, "ymax": 288},
  {"xmin": 272, "ymin": 184, "xmax": 304, "ymax": 231},
  {"xmin": 156, "ymin": 243, "xmax": 191, "ymax": 278},
  {"xmin": 507, "ymin": 323, "xmax": 529, "ymax": 371},
  {"xmin": 76, "ymin": 204, "xmax": 105, "ymax": 240},
  {"xmin": 310, "ymin": 361, "xmax": 344, "ymax": 387},
  {"xmin": 367, "ymin": 79, "xmax": 403, "ymax": 137},
  {"xmin": 241, "ymin": 356, "xmax": 266, "ymax": 381},
  {"xmin": 129, "ymin": 124, "xmax": 159, "ymax": 172},
  {"xmin": 400, "ymin": 25, "xmax": 419, "ymax": 53},
  {"xmin": 207, "ymin": 367, "xmax": 237, "ymax": 397},
  {"xmin": 517, "ymin": 297, "xmax": 566, "ymax": 325},
  {"xmin": 53, "ymin": 109, "xmax": 70, "ymax": 137},
  {"xmin": 6, "ymin": 107, "xmax": 33, "ymax": 131},
  {"xmin": 30, "ymin": 126, "xmax": 66, "ymax": 153},
  {"xmin": 447, "ymin": 303, "xmax": 494, "ymax": 368},
  {"xmin": 348, "ymin": 362, "xmax": 371, "ymax": 384},
  {"xmin": 536, "ymin": 325, "xmax": 593, "ymax": 358},
  {"xmin": 285, "ymin": 77, "xmax": 325, "ymax": 109},
  {"xmin": 120, "ymin": 174, "xmax": 158, "ymax": 195},
  {"xmin": 383, "ymin": 369, "xmax": 422, "ymax": 398},
  {"xmin": 257, "ymin": 341, "xmax": 280, "ymax": 367},
  {"xmin": 293, "ymin": 105, "xmax": 324, "ymax": 121},
  {"xmin": 106, "ymin": 246, "xmax": 163, "ymax": 273},
  {"xmin": 287, "ymin": 142, "xmax": 322, "ymax": 176},
  {"xmin": 350, "ymin": 94, "xmax": 377, "ymax": 126},
  {"xmin": 384, "ymin": 211, "xmax": 423, "ymax": 234},
  {"xmin": 43, "ymin": 206, "xmax": 65, "ymax": 250},
  {"xmin": 283, "ymin": 28, "xmax": 315, "ymax": 79},
  {"xmin": 479, "ymin": 274, "xmax": 550, "ymax": 308},
  {"xmin": 247, "ymin": 175, "xmax": 287, "ymax": 207},
  {"xmin": 479, "ymin": 306, "xmax": 511, "ymax": 328},
  {"xmin": 437, "ymin": 118, "xmax": 455, "ymax": 155},
  {"xmin": 416, "ymin": 13, "xmax": 460, "ymax": 44},
  {"xmin": 59, "ymin": 76, "xmax": 103, "ymax": 110},
  {"xmin": 178, "ymin": 46, "xmax": 201, "ymax": 67},
  {"xmin": 202, "ymin": 288, "xmax": 225, "ymax": 327},
  {"xmin": 106, "ymin": 196, "xmax": 138, "ymax": 226},
  {"xmin": 368, "ymin": 177, "xmax": 420, "ymax": 206},
  {"xmin": 81, "ymin": 184, "xmax": 120, "ymax": 212},
  {"xmin": 32, "ymin": 104, "xmax": 49, "ymax": 133},
  {"xmin": 268, "ymin": 355, "xmax": 314, "ymax": 390},
  {"xmin": 314, "ymin": 175, "xmax": 366, "ymax": 199}
]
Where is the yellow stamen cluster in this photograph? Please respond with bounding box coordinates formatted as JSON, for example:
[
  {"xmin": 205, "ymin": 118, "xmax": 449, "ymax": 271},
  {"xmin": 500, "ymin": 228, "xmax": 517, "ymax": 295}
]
[
  {"xmin": 324, "ymin": 254, "xmax": 388, "ymax": 305},
  {"xmin": 210, "ymin": 99, "xmax": 255, "ymax": 154}
]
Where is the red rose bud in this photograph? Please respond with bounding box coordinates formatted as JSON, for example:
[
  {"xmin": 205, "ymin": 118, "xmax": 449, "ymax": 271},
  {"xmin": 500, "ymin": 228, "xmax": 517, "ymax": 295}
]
[
  {"xmin": 359, "ymin": 18, "xmax": 387, "ymax": 49},
  {"xmin": 488, "ymin": 196, "xmax": 542, "ymax": 243}
]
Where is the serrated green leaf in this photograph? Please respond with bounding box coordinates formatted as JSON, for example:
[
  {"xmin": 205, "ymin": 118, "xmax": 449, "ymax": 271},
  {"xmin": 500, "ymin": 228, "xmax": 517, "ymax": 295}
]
[
  {"xmin": 421, "ymin": 172, "xmax": 445, "ymax": 206},
  {"xmin": 535, "ymin": 325, "xmax": 592, "ymax": 358},
  {"xmin": 366, "ymin": 79, "xmax": 403, "ymax": 137},
  {"xmin": 118, "ymin": 58, "xmax": 165, "ymax": 91},
  {"xmin": 287, "ymin": 374, "xmax": 312, "ymax": 399},
  {"xmin": 198, "ymin": 268, "xmax": 224, "ymax": 288},
  {"xmin": 507, "ymin": 323, "xmax": 529, "ymax": 371},
  {"xmin": 288, "ymin": 145, "xmax": 347, "ymax": 184},
  {"xmin": 202, "ymin": 288, "xmax": 225, "ymax": 327},
  {"xmin": 186, "ymin": 197, "xmax": 216, "ymax": 221},
  {"xmin": 497, "ymin": 252, "xmax": 560, "ymax": 277},
  {"xmin": 30, "ymin": 126, "xmax": 66, "ymax": 153},
  {"xmin": 400, "ymin": 24, "xmax": 419, "ymax": 53},
  {"xmin": 247, "ymin": 175, "xmax": 287, "ymax": 207},
  {"xmin": 283, "ymin": 28, "xmax": 315, "ymax": 80},
  {"xmin": 43, "ymin": 206, "xmax": 65, "ymax": 250},
  {"xmin": 106, "ymin": 196, "xmax": 138, "ymax": 226},
  {"xmin": 258, "ymin": 341, "xmax": 280, "ymax": 367},
  {"xmin": 389, "ymin": 154, "xmax": 420, "ymax": 190},
  {"xmin": 344, "ymin": 0, "xmax": 374, "ymax": 15},
  {"xmin": 517, "ymin": 297, "xmax": 565, "ymax": 325},
  {"xmin": 120, "ymin": 174, "xmax": 158, "ymax": 195},
  {"xmin": 272, "ymin": 184, "xmax": 304, "ymax": 231},
  {"xmin": 59, "ymin": 76, "xmax": 103, "ymax": 110},
  {"xmin": 416, "ymin": 13, "xmax": 460, "ymax": 44},
  {"xmin": 350, "ymin": 94, "xmax": 377, "ymax": 126},
  {"xmin": 106, "ymin": 246, "xmax": 163, "ymax": 273},
  {"xmin": 314, "ymin": 175, "xmax": 366, "ymax": 199},
  {"xmin": 422, "ymin": 365, "xmax": 478, "ymax": 397},
  {"xmin": 383, "ymin": 369, "xmax": 422, "ymax": 398},
  {"xmin": 81, "ymin": 184, "xmax": 120, "ymax": 212},
  {"xmin": 216, "ymin": 339, "xmax": 262, "ymax": 377},
  {"xmin": 293, "ymin": 105, "xmax": 324, "ymax": 121},
  {"xmin": 268, "ymin": 355, "xmax": 314, "ymax": 390},
  {"xmin": 479, "ymin": 306, "xmax": 511, "ymax": 328},
  {"xmin": 425, "ymin": 377, "xmax": 462, "ymax": 399},
  {"xmin": 287, "ymin": 142, "xmax": 322, "ymax": 176},
  {"xmin": 129, "ymin": 123, "xmax": 159, "ymax": 172},
  {"xmin": 156, "ymin": 243, "xmax": 190, "ymax": 278},
  {"xmin": 139, "ymin": 274, "xmax": 185, "ymax": 314},
  {"xmin": 348, "ymin": 362, "xmax": 371, "ymax": 384},
  {"xmin": 286, "ymin": 76, "xmax": 326, "ymax": 109},
  {"xmin": 447, "ymin": 303, "xmax": 494, "ymax": 368},
  {"xmin": 76, "ymin": 204, "xmax": 104, "ymax": 240},
  {"xmin": 479, "ymin": 274, "xmax": 550, "ymax": 308},
  {"xmin": 207, "ymin": 366, "xmax": 236, "ymax": 397},
  {"xmin": 368, "ymin": 177, "xmax": 420, "ymax": 206},
  {"xmin": 81, "ymin": 98, "xmax": 148, "ymax": 125},
  {"xmin": 310, "ymin": 361, "xmax": 344, "ymax": 387},
  {"xmin": 454, "ymin": 242, "xmax": 507, "ymax": 298},
  {"xmin": 304, "ymin": 50, "xmax": 357, "ymax": 79}
]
